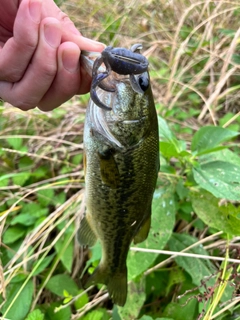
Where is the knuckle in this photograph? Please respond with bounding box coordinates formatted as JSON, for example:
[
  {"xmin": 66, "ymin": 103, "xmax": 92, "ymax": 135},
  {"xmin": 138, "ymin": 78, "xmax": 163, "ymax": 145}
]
[
  {"xmin": 56, "ymin": 9, "xmax": 69, "ymax": 23},
  {"xmin": 0, "ymin": 66, "xmax": 24, "ymax": 82},
  {"xmin": 13, "ymin": 100, "xmax": 36, "ymax": 110},
  {"xmin": 15, "ymin": 35, "xmax": 37, "ymax": 51},
  {"xmin": 8, "ymin": 93, "xmax": 38, "ymax": 110},
  {"xmin": 41, "ymin": 63, "xmax": 57, "ymax": 79}
]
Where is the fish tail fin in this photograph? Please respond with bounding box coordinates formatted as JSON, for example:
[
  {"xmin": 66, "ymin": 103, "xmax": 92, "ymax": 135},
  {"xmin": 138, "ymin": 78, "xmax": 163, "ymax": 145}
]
[
  {"xmin": 107, "ymin": 269, "xmax": 127, "ymax": 306},
  {"xmin": 85, "ymin": 263, "xmax": 127, "ymax": 306}
]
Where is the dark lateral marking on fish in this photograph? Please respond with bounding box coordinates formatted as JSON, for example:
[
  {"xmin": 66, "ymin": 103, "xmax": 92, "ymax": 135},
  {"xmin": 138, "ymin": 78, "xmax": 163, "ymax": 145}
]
[
  {"xmin": 108, "ymin": 155, "xmax": 138, "ymax": 271},
  {"xmin": 98, "ymin": 147, "xmax": 120, "ymax": 189}
]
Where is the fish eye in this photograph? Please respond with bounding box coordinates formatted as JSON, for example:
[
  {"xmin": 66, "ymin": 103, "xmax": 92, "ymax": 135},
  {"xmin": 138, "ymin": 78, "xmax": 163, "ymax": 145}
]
[{"xmin": 138, "ymin": 74, "xmax": 149, "ymax": 92}]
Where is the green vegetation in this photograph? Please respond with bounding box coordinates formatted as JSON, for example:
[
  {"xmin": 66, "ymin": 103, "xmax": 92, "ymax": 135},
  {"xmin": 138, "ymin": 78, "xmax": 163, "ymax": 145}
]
[{"xmin": 0, "ymin": 1, "xmax": 240, "ymax": 319}]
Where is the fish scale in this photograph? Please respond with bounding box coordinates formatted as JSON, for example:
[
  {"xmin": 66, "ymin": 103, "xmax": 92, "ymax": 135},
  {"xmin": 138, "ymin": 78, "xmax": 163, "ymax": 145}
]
[{"xmin": 78, "ymin": 55, "xmax": 159, "ymax": 306}]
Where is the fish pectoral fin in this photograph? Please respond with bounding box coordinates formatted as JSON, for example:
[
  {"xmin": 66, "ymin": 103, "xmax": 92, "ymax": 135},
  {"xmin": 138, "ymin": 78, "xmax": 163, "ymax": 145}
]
[
  {"xmin": 133, "ymin": 214, "xmax": 151, "ymax": 244},
  {"xmin": 78, "ymin": 216, "xmax": 97, "ymax": 247},
  {"xmin": 84, "ymin": 262, "xmax": 127, "ymax": 307},
  {"xmin": 98, "ymin": 147, "xmax": 120, "ymax": 189}
]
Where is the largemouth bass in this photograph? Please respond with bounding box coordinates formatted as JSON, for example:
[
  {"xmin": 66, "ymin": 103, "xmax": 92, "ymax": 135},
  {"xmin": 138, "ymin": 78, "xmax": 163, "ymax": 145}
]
[{"xmin": 79, "ymin": 45, "xmax": 159, "ymax": 306}]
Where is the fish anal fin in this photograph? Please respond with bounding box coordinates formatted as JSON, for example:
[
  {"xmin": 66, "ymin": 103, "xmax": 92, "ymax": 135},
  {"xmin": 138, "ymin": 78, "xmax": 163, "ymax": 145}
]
[
  {"xmin": 134, "ymin": 214, "xmax": 151, "ymax": 244},
  {"xmin": 84, "ymin": 262, "xmax": 127, "ymax": 307},
  {"xmin": 98, "ymin": 147, "xmax": 120, "ymax": 189},
  {"xmin": 78, "ymin": 216, "xmax": 97, "ymax": 247}
]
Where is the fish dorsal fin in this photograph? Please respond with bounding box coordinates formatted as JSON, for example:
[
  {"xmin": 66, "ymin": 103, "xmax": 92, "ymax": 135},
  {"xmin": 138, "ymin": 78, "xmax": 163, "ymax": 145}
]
[{"xmin": 98, "ymin": 147, "xmax": 120, "ymax": 189}]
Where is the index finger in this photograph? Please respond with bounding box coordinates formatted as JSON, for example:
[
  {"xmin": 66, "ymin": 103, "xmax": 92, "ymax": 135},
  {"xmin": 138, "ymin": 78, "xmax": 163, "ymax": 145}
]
[{"xmin": 0, "ymin": 0, "xmax": 42, "ymax": 82}]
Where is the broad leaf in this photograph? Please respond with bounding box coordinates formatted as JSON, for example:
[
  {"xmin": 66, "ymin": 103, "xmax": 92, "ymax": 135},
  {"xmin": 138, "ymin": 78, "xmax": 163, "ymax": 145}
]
[
  {"xmin": 32, "ymin": 253, "xmax": 55, "ymax": 276},
  {"xmin": 37, "ymin": 188, "xmax": 55, "ymax": 206},
  {"xmin": 11, "ymin": 213, "xmax": 37, "ymax": 226},
  {"xmin": 191, "ymin": 126, "xmax": 239, "ymax": 154},
  {"xmin": 25, "ymin": 309, "xmax": 45, "ymax": 320},
  {"xmin": 46, "ymin": 274, "xmax": 79, "ymax": 297},
  {"xmin": 158, "ymin": 116, "xmax": 184, "ymax": 153},
  {"xmin": 193, "ymin": 161, "xmax": 240, "ymax": 201},
  {"xmin": 7, "ymin": 137, "xmax": 23, "ymax": 150},
  {"xmin": 199, "ymin": 148, "xmax": 240, "ymax": 166},
  {"xmin": 1, "ymin": 281, "xmax": 34, "ymax": 320},
  {"xmin": 55, "ymin": 228, "xmax": 74, "ymax": 273},
  {"xmin": 139, "ymin": 317, "xmax": 173, "ymax": 320},
  {"xmin": 168, "ymin": 233, "xmax": 215, "ymax": 288},
  {"xmin": 84, "ymin": 308, "xmax": 111, "ymax": 320},
  {"xmin": 191, "ymin": 189, "xmax": 240, "ymax": 236},
  {"xmin": 161, "ymin": 141, "xmax": 179, "ymax": 158},
  {"xmin": 74, "ymin": 289, "xmax": 89, "ymax": 310},
  {"xmin": 128, "ymin": 184, "xmax": 176, "ymax": 280},
  {"xmin": 158, "ymin": 116, "xmax": 176, "ymax": 142},
  {"xmin": 117, "ymin": 278, "xmax": 146, "ymax": 319},
  {"xmin": 162, "ymin": 300, "xmax": 198, "ymax": 320},
  {"xmin": 3, "ymin": 226, "xmax": 26, "ymax": 244},
  {"xmin": 13, "ymin": 172, "xmax": 31, "ymax": 186},
  {"xmin": 45, "ymin": 302, "xmax": 71, "ymax": 320}
]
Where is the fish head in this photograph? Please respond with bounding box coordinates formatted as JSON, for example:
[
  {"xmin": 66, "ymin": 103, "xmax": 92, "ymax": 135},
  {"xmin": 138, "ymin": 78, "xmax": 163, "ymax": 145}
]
[{"xmin": 81, "ymin": 51, "xmax": 156, "ymax": 150}]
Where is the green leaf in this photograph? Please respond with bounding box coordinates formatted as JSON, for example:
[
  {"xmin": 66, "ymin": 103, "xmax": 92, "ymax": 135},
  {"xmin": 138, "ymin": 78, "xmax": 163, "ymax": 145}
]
[
  {"xmin": 1, "ymin": 281, "xmax": 34, "ymax": 320},
  {"xmin": 46, "ymin": 274, "xmax": 79, "ymax": 297},
  {"xmin": 83, "ymin": 241, "xmax": 102, "ymax": 275},
  {"xmin": 139, "ymin": 317, "xmax": 174, "ymax": 320},
  {"xmin": 45, "ymin": 302, "xmax": 71, "ymax": 320},
  {"xmin": 127, "ymin": 184, "xmax": 176, "ymax": 280},
  {"xmin": 158, "ymin": 116, "xmax": 177, "ymax": 142},
  {"xmin": 191, "ymin": 126, "xmax": 239, "ymax": 154},
  {"xmin": 116, "ymin": 278, "xmax": 146, "ymax": 319},
  {"xmin": 165, "ymin": 268, "xmax": 186, "ymax": 296},
  {"xmin": 162, "ymin": 300, "xmax": 198, "ymax": 320},
  {"xmin": 84, "ymin": 308, "xmax": 110, "ymax": 320},
  {"xmin": 21, "ymin": 202, "xmax": 49, "ymax": 218},
  {"xmin": 37, "ymin": 188, "xmax": 55, "ymax": 206},
  {"xmin": 32, "ymin": 254, "xmax": 55, "ymax": 276},
  {"xmin": 7, "ymin": 137, "xmax": 23, "ymax": 150},
  {"xmin": 158, "ymin": 116, "xmax": 184, "ymax": 153},
  {"xmin": 199, "ymin": 148, "xmax": 240, "ymax": 167},
  {"xmin": 160, "ymin": 141, "xmax": 179, "ymax": 158},
  {"xmin": 55, "ymin": 229, "xmax": 74, "ymax": 273},
  {"xmin": 191, "ymin": 190, "xmax": 240, "ymax": 236},
  {"xmin": 168, "ymin": 233, "xmax": 215, "ymax": 288},
  {"xmin": 12, "ymin": 172, "xmax": 31, "ymax": 186},
  {"xmin": 52, "ymin": 192, "xmax": 66, "ymax": 206},
  {"xmin": 193, "ymin": 161, "xmax": 240, "ymax": 201},
  {"xmin": 137, "ymin": 315, "xmax": 154, "ymax": 320},
  {"xmin": 25, "ymin": 309, "xmax": 45, "ymax": 320},
  {"xmin": 74, "ymin": 289, "xmax": 89, "ymax": 310},
  {"xmin": 11, "ymin": 213, "xmax": 37, "ymax": 226},
  {"xmin": 3, "ymin": 226, "xmax": 26, "ymax": 244}
]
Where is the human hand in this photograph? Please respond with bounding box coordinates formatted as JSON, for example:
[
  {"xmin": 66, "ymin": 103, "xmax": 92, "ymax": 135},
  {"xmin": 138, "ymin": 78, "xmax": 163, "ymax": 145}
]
[{"xmin": 0, "ymin": 0, "xmax": 105, "ymax": 111}]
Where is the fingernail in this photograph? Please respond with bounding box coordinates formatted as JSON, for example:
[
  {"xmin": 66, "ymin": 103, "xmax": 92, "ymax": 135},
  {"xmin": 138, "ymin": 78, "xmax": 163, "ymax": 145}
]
[
  {"xmin": 44, "ymin": 23, "xmax": 61, "ymax": 48},
  {"xmin": 29, "ymin": 0, "xmax": 42, "ymax": 23},
  {"xmin": 62, "ymin": 48, "xmax": 80, "ymax": 73}
]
